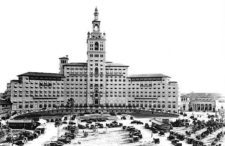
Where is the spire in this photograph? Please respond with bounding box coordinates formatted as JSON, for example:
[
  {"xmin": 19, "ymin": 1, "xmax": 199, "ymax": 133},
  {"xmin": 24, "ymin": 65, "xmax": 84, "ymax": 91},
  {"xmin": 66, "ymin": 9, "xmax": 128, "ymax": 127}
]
[{"xmin": 94, "ymin": 7, "xmax": 99, "ymax": 20}]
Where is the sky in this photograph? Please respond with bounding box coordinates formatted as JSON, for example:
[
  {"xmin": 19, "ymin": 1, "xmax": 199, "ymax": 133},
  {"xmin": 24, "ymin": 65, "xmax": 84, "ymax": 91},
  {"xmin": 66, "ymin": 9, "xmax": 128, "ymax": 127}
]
[{"xmin": 0, "ymin": 0, "xmax": 225, "ymax": 95}]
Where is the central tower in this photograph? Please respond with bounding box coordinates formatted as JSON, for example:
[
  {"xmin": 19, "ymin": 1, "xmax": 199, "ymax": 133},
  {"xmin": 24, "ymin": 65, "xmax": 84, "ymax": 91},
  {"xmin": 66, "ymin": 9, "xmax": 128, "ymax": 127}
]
[{"xmin": 87, "ymin": 8, "xmax": 106, "ymax": 106}]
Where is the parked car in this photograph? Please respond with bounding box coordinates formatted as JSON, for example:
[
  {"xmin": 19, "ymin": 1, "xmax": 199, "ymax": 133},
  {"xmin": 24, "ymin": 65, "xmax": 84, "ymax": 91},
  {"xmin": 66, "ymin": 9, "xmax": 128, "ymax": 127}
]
[
  {"xmin": 35, "ymin": 127, "xmax": 45, "ymax": 134},
  {"xmin": 44, "ymin": 141, "xmax": 64, "ymax": 146},
  {"xmin": 13, "ymin": 140, "xmax": 25, "ymax": 146},
  {"xmin": 58, "ymin": 136, "xmax": 71, "ymax": 144},
  {"xmin": 65, "ymin": 132, "xmax": 76, "ymax": 139}
]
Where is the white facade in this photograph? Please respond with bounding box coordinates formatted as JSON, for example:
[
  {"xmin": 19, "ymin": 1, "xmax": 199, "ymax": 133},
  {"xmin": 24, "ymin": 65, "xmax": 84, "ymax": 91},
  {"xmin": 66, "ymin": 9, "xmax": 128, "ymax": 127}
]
[
  {"xmin": 9, "ymin": 73, "xmax": 65, "ymax": 111},
  {"xmin": 187, "ymin": 93, "xmax": 221, "ymax": 112},
  {"xmin": 127, "ymin": 74, "xmax": 178, "ymax": 113},
  {"xmin": 180, "ymin": 94, "xmax": 190, "ymax": 111},
  {"xmin": 8, "ymin": 8, "xmax": 179, "ymax": 113}
]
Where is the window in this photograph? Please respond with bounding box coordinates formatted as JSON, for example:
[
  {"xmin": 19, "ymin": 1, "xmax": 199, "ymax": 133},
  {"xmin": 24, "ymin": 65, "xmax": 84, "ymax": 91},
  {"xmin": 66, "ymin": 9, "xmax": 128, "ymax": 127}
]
[
  {"xmin": 94, "ymin": 67, "xmax": 99, "ymax": 75},
  {"xmin": 94, "ymin": 24, "xmax": 99, "ymax": 31},
  {"xmin": 95, "ymin": 42, "xmax": 99, "ymax": 50}
]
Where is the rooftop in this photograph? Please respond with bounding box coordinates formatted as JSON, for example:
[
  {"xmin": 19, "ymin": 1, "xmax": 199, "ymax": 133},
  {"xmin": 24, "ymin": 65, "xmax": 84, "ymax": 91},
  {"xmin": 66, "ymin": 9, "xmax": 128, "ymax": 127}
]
[
  {"xmin": 105, "ymin": 62, "xmax": 129, "ymax": 67},
  {"xmin": 169, "ymin": 81, "xmax": 177, "ymax": 83},
  {"xmin": 10, "ymin": 80, "xmax": 19, "ymax": 83},
  {"xmin": 183, "ymin": 93, "xmax": 221, "ymax": 100},
  {"xmin": 59, "ymin": 57, "xmax": 68, "ymax": 59},
  {"xmin": 128, "ymin": 73, "xmax": 170, "ymax": 78},
  {"xmin": 18, "ymin": 72, "xmax": 64, "ymax": 78},
  {"xmin": 59, "ymin": 55, "xmax": 69, "ymax": 59},
  {"xmin": 63, "ymin": 62, "xmax": 87, "ymax": 66}
]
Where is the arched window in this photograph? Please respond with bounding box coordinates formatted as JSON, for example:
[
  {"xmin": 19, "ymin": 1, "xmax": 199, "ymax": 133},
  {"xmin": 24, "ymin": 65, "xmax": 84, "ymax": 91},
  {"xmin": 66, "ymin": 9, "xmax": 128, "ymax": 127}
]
[
  {"xmin": 94, "ymin": 67, "xmax": 99, "ymax": 75},
  {"xmin": 94, "ymin": 24, "xmax": 99, "ymax": 31},
  {"xmin": 95, "ymin": 99, "xmax": 99, "ymax": 104},
  {"xmin": 95, "ymin": 42, "xmax": 99, "ymax": 50}
]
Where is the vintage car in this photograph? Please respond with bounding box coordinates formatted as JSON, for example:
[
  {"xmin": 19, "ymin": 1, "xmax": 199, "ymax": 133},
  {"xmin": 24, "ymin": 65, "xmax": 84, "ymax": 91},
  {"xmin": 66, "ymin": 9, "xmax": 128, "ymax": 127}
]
[
  {"xmin": 58, "ymin": 136, "xmax": 71, "ymax": 144},
  {"xmin": 44, "ymin": 141, "xmax": 64, "ymax": 146}
]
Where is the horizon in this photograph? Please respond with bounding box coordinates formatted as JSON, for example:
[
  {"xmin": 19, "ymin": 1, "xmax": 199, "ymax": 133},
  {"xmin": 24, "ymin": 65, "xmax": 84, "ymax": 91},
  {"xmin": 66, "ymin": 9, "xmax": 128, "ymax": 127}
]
[{"xmin": 0, "ymin": 0, "xmax": 225, "ymax": 96}]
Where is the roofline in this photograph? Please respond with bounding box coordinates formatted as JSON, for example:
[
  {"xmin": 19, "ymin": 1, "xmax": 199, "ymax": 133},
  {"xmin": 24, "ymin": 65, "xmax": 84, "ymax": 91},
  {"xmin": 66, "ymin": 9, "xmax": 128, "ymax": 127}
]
[
  {"xmin": 63, "ymin": 63, "xmax": 87, "ymax": 67},
  {"xmin": 18, "ymin": 72, "xmax": 64, "ymax": 78},
  {"xmin": 169, "ymin": 81, "xmax": 177, "ymax": 83},
  {"xmin": 10, "ymin": 80, "xmax": 19, "ymax": 83},
  {"xmin": 59, "ymin": 57, "xmax": 69, "ymax": 59},
  {"xmin": 106, "ymin": 65, "xmax": 129, "ymax": 67},
  {"xmin": 63, "ymin": 64, "xmax": 87, "ymax": 66},
  {"xmin": 127, "ymin": 75, "xmax": 170, "ymax": 78}
]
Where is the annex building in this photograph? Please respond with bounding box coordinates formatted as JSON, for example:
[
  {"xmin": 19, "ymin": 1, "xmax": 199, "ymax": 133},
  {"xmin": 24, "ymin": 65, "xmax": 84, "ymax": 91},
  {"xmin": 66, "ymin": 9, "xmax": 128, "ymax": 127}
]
[
  {"xmin": 181, "ymin": 93, "xmax": 222, "ymax": 112},
  {"xmin": 6, "ymin": 8, "xmax": 179, "ymax": 113}
]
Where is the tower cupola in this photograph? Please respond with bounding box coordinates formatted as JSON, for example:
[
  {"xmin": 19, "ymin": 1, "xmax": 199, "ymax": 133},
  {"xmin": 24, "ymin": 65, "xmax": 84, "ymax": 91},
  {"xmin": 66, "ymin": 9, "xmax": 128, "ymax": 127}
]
[
  {"xmin": 92, "ymin": 7, "xmax": 101, "ymax": 32},
  {"xmin": 94, "ymin": 7, "xmax": 99, "ymax": 20}
]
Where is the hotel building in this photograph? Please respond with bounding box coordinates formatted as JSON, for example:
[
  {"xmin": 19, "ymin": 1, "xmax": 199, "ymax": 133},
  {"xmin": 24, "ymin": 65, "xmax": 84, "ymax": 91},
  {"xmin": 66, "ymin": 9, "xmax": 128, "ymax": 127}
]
[{"xmin": 6, "ymin": 8, "xmax": 179, "ymax": 113}]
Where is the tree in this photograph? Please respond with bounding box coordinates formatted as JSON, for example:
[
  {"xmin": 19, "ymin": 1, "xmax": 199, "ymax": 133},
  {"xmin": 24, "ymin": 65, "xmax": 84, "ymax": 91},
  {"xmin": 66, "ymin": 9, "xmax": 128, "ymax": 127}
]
[{"xmin": 66, "ymin": 98, "xmax": 75, "ymax": 108}]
